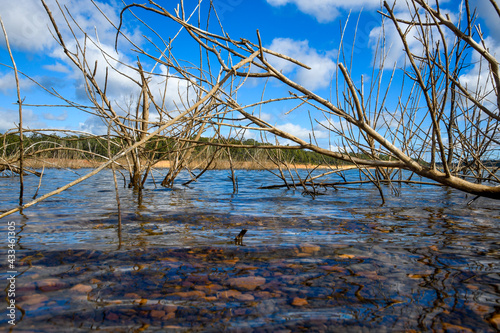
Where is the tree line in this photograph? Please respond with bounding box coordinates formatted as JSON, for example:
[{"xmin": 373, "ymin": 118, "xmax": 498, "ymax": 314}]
[{"xmin": 0, "ymin": 132, "xmax": 345, "ymax": 166}]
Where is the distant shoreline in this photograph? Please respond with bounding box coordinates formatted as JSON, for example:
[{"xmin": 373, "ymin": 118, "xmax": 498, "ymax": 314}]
[{"xmin": 20, "ymin": 158, "xmax": 354, "ymax": 170}]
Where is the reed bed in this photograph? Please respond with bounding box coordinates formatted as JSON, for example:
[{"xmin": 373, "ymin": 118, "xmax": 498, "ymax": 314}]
[{"xmin": 19, "ymin": 158, "xmax": 337, "ymax": 170}]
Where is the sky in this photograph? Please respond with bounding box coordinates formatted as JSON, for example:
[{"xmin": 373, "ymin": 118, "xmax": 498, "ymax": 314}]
[{"xmin": 0, "ymin": 0, "xmax": 498, "ymax": 151}]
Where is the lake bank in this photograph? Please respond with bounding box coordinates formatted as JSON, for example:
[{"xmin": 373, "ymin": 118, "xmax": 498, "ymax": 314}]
[{"xmin": 19, "ymin": 157, "xmax": 350, "ymax": 170}]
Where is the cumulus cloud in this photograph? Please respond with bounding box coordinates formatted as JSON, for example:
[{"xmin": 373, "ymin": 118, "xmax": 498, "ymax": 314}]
[
  {"xmin": 78, "ymin": 115, "xmax": 109, "ymax": 135},
  {"xmin": 0, "ymin": 0, "xmax": 146, "ymax": 101},
  {"xmin": 259, "ymin": 112, "xmax": 273, "ymax": 123},
  {"xmin": 368, "ymin": 4, "xmax": 458, "ymax": 69},
  {"xmin": 277, "ymin": 122, "xmax": 328, "ymax": 141},
  {"xmin": 42, "ymin": 63, "xmax": 72, "ymax": 74},
  {"xmin": 267, "ymin": 38, "xmax": 336, "ymax": 91},
  {"xmin": 318, "ymin": 117, "xmax": 339, "ymax": 129},
  {"xmin": 366, "ymin": 1, "xmax": 499, "ymax": 116},
  {"xmin": 473, "ymin": 0, "xmax": 500, "ymax": 43},
  {"xmin": 0, "ymin": 107, "xmax": 45, "ymax": 132},
  {"xmin": 0, "ymin": 0, "xmax": 197, "ymax": 130},
  {"xmin": 0, "ymin": 0, "xmax": 136, "ymax": 52},
  {"xmin": 0, "ymin": 0, "xmax": 52, "ymax": 51},
  {"xmin": 458, "ymin": 36, "xmax": 500, "ymax": 109},
  {"xmin": 0, "ymin": 72, "xmax": 35, "ymax": 94},
  {"xmin": 43, "ymin": 110, "xmax": 68, "ymax": 121},
  {"xmin": 266, "ymin": 0, "xmax": 381, "ymax": 22}
]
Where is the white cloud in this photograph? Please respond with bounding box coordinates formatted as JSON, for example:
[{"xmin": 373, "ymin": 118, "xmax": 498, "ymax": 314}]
[
  {"xmin": 42, "ymin": 63, "xmax": 71, "ymax": 74},
  {"xmin": 458, "ymin": 36, "xmax": 500, "ymax": 109},
  {"xmin": 368, "ymin": 5, "xmax": 457, "ymax": 69},
  {"xmin": 266, "ymin": 0, "xmax": 381, "ymax": 23},
  {"xmin": 0, "ymin": 107, "xmax": 45, "ymax": 132},
  {"xmin": 0, "ymin": 0, "xmax": 140, "ymax": 52},
  {"xmin": 154, "ymin": 65, "xmax": 197, "ymax": 111},
  {"xmin": 0, "ymin": 0, "xmax": 52, "ymax": 51},
  {"xmin": 473, "ymin": 0, "xmax": 500, "ymax": 43},
  {"xmin": 0, "ymin": 0, "xmax": 195, "ymax": 123},
  {"xmin": 57, "ymin": 38, "xmax": 139, "ymax": 101},
  {"xmin": 0, "ymin": 72, "xmax": 35, "ymax": 94},
  {"xmin": 78, "ymin": 115, "xmax": 109, "ymax": 135},
  {"xmin": 329, "ymin": 145, "xmax": 343, "ymax": 152},
  {"xmin": 277, "ymin": 122, "xmax": 328, "ymax": 141},
  {"xmin": 267, "ymin": 38, "xmax": 336, "ymax": 90},
  {"xmin": 43, "ymin": 110, "xmax": 68, "ymax": 121},
  {"xmin": 0, "ymin": 0, "xmax": 147, "ymax": 101},
  {"xmin": 259, "ymin": 112, "xmax": 273, "ymax": 122},
  {"xmin": 318, "ymin": 118, "xmax": 341, "ymax": 130},
  {"xmin": 368, "ymin": 11, "xmax": 422, "ymax": 68}
]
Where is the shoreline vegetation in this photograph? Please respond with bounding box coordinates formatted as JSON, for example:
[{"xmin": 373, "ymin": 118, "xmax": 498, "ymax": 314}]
[
  {"xmin": 2, "ymin": 133, "xmax": 358, "ymax": 172},
  {"xmin": 19, "ymin": 157, "xmax": 350, "ymax": 171}
]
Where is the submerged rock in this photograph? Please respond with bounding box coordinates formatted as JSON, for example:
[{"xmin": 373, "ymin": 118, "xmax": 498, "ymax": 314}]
[
  {"xmin": 37, "ymin": 278, "xmax": 67, "ymax": 292},
  {"xmin": 228, "ymin": 276, "xmax": 266, "ymax": 290},
  {"xmin": 291, "ymin": 297, "xmax": 308, "ymax": 306},
  {"xmin": 70, "ymin": 284, "xmax": 92, "ymax": 293},
  {"xmin": 299, "ymin": 243, "xmax": 321, "ymax": 254}
]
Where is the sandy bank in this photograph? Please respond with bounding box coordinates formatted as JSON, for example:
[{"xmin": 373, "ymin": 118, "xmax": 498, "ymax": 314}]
[{"xmin": 20, "ymin": 158, "xmax": 353, "ymax": 170}]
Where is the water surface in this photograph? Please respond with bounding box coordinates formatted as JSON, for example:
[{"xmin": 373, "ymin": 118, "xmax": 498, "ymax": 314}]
[{"xmin": 1, "ymin": 168, "xmax": 499, "ymax": 331}]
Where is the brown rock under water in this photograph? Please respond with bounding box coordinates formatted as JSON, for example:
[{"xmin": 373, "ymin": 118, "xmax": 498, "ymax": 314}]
[
  {"xmin": 228, "ymin": 276, "xmax": 266, "ymax": 291},
  {"xmin": 299, "ymin": 243, "xmax": 321, "ymax": 254},
  {"xmin": 70, "ymin": 284, "xmax": 92, "ymax": 293},
  {"xmin": 292, "ymin": 297, "xmax": 308, "ymax": 306},
  {"xmin": 37, "ymin": 278, "xmax": 67, "ymax": 292}
]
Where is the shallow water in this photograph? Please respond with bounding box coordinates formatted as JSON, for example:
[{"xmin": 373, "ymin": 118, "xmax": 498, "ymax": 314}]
[{"xmin": 0, "ymin": 168, "xmax": 499, "ymax": 332}]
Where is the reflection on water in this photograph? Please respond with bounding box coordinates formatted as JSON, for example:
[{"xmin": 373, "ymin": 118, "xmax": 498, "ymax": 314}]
[{"xmin": 1, "ymin": 169, "xmax": 499, "ymax": 331}]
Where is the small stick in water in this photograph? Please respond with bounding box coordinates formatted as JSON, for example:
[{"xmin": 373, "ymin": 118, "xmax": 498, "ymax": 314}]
[{"xmin": 235, "ymin": 229, "xmax": 247, "ymax": 245}]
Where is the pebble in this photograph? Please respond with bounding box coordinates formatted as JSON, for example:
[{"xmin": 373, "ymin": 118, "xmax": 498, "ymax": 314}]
[
  {"xmin": 18, "ymin": 282, "xmax": 37, "ymax": 292},
  {"xmin": 172, "ymin": 290, "xmax": 206, "ymax": 298},
  {"xmin": 162, "ymin": 312, "xmax": 176, "ymax": 320},
  {"xmin": 106, "ymin": 312, "xmax": 120, "ymax": 321},
  {"xmin": 338, "ymin": 254, "xmax": 355, "ymax": 259},
  {"xmin": 466, "ymin": 303, "xmax": 491, "ymax": 316},
  {"xmin": 195, "ymin": 283, "xmax": 223, "ymax": 294},
  {"xmin": 133, "ymin": 298, "xmax": 148, "ymax": 305},
  {"xmin": 407, "ymin": 273, "xmax": 431, "ymax": 279},
  {"xmin": 299, "ymin": 243, "xmax": 321, "ymax": 254},
  {"xmin": 219, "ymin": 289, "xmax": 242, "ymax": 299},
  {"xmin": 254, "ymin": 291, "xmax": 272, "ymax": 299},
  {"xmin": 441, "ymin": 323, "xmax": 473, "ymax": 332},
  {"xmin": 107, "ymin": 300, "xmax": 123, "ymax": 305},
  {"xmin": 37, "ymin": 278, "xmax": 67, "ymax": 292},
  {"xmin": 70, "ymin": 284, "xmax": 93, "ymax": 293},
  {"xmin": 319, "ymin": 265, "xmax": 346, "ymax": 273},
  {"xmin": 228, "ymin": 276, "xmax": 266, "ymax": 290},
  {"xmin": 490, "ymin": 314, "xmax": 500, "ymax": 330},
  {"xmin": 165, "ymin": 305, "xmax": 178, "ymax": 313},
  {"xmin": 19, "ymin": 293, "xmax": 49, "ymax": 306},
  {"xmin": 223, "ymin": 259, "xmax": 239, "ymax": 265},
  {"xmin": 236, "ymin": 293, "xmax": 255, "ymax": 301},
  {"xmin": 160, "ymin": 257, "xmax": 178, "ymax": 262},
  {"xmin": 150, "ymin": 310, "xmax": 165, "ymax": 318},
  {"xmin": 291, "ymin": 297, "xmax": 308, "ymax": 306}
]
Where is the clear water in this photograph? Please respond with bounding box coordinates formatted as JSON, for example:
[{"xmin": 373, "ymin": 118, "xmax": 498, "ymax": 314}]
[{"xmin": 0, "ymin": 168, "xmax": 499, "ymax": 332}]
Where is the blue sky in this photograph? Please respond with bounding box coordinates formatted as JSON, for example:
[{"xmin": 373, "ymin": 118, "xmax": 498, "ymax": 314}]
[{"xmin": 0, "ymin": 0, "xmax": 498, "ymax": 151}]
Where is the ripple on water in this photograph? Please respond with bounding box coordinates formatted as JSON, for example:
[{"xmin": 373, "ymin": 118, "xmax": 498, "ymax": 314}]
[{"xmin": 0, "ymin": 169, "xmax": 499, "ymax": 331}]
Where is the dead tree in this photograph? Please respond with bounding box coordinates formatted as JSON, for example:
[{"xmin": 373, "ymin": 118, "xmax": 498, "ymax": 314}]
[
  {"xmin": 117, "ymin": 0, "xmax": 500, "ymax": 199},
  {"xmin": 2, "ymin": 0, "xmax": 500, "ymax": 220}
]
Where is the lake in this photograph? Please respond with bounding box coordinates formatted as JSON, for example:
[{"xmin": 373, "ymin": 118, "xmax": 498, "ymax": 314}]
[{"xmin": 1, "ymin": 168, "xmax": 499, "ymax": 332}]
